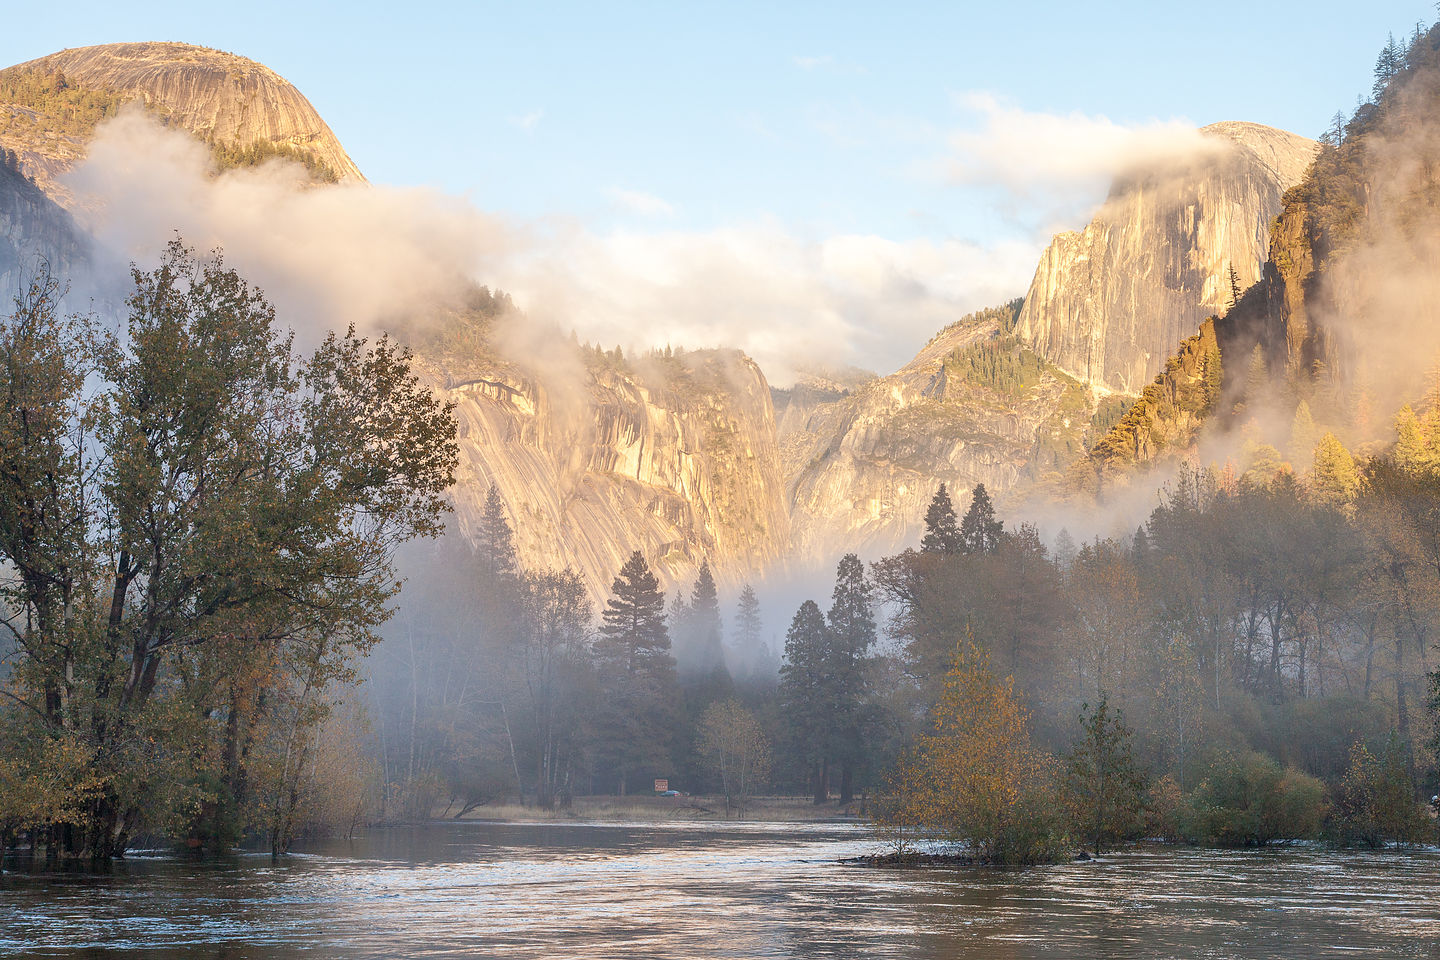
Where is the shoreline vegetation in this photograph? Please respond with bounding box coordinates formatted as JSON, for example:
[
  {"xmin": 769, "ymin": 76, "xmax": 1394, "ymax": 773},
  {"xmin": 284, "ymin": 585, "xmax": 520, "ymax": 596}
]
[{"xmin": 429, "ymin": 795, "xmax": 867, "ymax": 824}]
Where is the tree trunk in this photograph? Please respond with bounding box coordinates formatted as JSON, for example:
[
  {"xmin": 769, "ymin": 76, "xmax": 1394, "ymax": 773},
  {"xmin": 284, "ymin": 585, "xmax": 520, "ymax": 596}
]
[{"xmin": 811, "ymin": 759, "xmax": 828, "ymax": 805}]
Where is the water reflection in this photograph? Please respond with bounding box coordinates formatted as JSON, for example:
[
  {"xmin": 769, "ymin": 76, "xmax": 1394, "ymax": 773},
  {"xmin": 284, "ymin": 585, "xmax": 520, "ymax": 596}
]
[{"xmin": 2, "ymin": 821, "xmax": 1439, "ymax": 958}]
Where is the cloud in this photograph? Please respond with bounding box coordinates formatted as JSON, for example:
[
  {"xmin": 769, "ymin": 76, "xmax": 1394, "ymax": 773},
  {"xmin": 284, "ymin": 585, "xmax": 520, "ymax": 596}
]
[
  {"xmin": 946, "ymin": 92, "xmax": 1220, "ymax": 225},
  {"xmin": 605, "ymin": 187, "xmax": 676, "ymax": 218},
  {"xmin": 491, "ymin": 222, "xmax": 1040, "ymax": 384},
  {"xmin": 65, "ymin": 109, "xmax": 510, "ymax": 340},
  {"xmin": 509, "ymin": 109, "xmax": 544, "ymax": 133},
  {"xmin": 793, "ymin": 55, "xmax": 833, "ymax": 70},
  {"xmin": 63, "ymin": 110, "xmax": 1040, "ymax": 388}
]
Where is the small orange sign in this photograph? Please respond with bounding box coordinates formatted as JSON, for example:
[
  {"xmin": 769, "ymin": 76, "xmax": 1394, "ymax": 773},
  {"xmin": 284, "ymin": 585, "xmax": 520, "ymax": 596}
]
[{"xmin": 654, "ymin": 779, "xmax": 668, "ymax": 793}]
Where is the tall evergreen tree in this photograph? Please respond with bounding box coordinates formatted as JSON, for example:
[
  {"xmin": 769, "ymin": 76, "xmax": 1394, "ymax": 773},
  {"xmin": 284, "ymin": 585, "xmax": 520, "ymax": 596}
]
[
  {"xmin": 827, "ymin": 553, "xmax": 877, "ymax": 805},
  {"xmin": 476, "ymin": 484, "xmax": 518, "ymax": 582},
  {"xmin": 688, "ymin": 560, "xmax": 726, "ymax": 674},
  {"xmin": 733, "ymin": 583, "xmax": 763, "ymax": 680},
  {"xmin": 921, "ymin": 483, "xmax": 962, "ymax": 554},
  {"xmin": 594, "ymin": 551, "xmax": 677, "ymax": 794},
  {"xmin": 779, "ymin": 600, "xmax": 832, "ymax": 803},
  {"xmin": 959, "ymin": 483, "xmax": 1004, "ymax": 554}
]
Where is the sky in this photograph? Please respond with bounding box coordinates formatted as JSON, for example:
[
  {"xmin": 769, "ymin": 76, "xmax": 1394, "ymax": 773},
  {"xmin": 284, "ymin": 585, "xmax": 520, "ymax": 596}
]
[{"xmin": 2, "ymin": 1, "xmax": 1434, "ymax": 377}]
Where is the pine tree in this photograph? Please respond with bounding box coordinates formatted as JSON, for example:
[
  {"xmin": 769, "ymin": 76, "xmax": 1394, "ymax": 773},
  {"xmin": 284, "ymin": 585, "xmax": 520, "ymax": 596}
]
[
  {"xmin": 1395, "ymin": 405, "xmax": 1428, "ymax": 473},
  {"xmin": 959, "ymin": 483, "xmax": 1004, "ymax": 554},
  {"xmin": 688, "ymin": 560, "xmax": 725, "ymax": 673},
  {"xmin": 594, "ymin": 551, "xmax": 677, "ymax": 794},
  {"xmin": 827, "ymin": 553, "xmax": 877, "ymax": 804},
  {"xmin": 1312, "ymin": 432, "xmax": 1360, "ymax": 505},
  {"xmin": 1287, "ymin": 400, "xmax": 1320, "ymax": 469},
  {"xmin": 734, "ymin": 583, "xmax": 763, "ymax": 679},
  {"xmin": 1053, "ymin": 528, "xmax": 1077, "ymax": 572},
  {"xmin": 1226, "ymin": 262, "xmax": 1243, "ymax": 308},
  {"xmin": 779, "ymin": 600, "xmax": 833, "ymax": 803},
  {"xmin": 476, "ymin": 484, "xmax": 518, "ymax": 582},
  {"xmin": 921, "ymin": 483, "xmax": 962, "ymax": 554},
  {"xmin": 1374, "ymin": 32, "xmax": 1403, "ymax": 101}
]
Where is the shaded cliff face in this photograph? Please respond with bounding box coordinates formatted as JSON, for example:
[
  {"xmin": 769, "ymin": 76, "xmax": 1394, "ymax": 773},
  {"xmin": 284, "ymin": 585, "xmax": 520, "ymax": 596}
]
[
  {"xmin": 0, "ymin": 156, "xmax": 85, "ymax": 295},
  {"xmin": 783, "ymin": 302, "xmax": 1110, "ymax": 559},
  {"xmin": 423, "ymin": 316, "xmax": 790, "ymax": 599},
  {"xmin": 1016, "ymin": 122, "xmax": 1315, "ymax": 395},
  {"xmin": 0, "ymin": 42, "xmax": 364, "ymax": 203}
]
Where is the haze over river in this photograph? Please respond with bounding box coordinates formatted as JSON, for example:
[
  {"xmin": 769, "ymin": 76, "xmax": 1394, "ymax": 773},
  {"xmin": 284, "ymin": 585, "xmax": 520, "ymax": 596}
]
[{"xmin": 3, "ymin": 820, "xmax": 1439, "ymax": 958}]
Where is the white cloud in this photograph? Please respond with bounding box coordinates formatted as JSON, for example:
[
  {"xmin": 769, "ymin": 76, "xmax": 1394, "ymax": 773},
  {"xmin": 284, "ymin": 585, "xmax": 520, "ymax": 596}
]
[
  {"xmin": 946, "ymin": 92, "xmax": 1220, "ymax": 225},
  {"xmin": 793, "ymin": 55, "xmax": 833, "ymax": 70},
  {"xmin": 605, "ymin": 187, "xmax": 676, "ymax": 218},
  {"xmin": 66, "ymin": 110, "xmax": 509, "ymax": 340},
  {"xmin": 491, "ymin": 223, "xmax": 1040, "ymax": 383},
  {"xmin": 64, "ymin": 111, "xmax": 1040, "ymax": 387},
  {"xmin": 509, "ymin": 109, "xmax": 544, "ymax": 133}
]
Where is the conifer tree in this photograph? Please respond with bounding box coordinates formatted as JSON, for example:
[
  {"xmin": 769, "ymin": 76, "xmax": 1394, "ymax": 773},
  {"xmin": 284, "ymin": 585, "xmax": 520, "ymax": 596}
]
[
  {"xmin": 959, "ymin": 483, "xmax": 1004, "ymax": 554},
  {"xmin": 921, "ymin": 483, "xmax": 962, "ymax": 554},
  {"xmin": 779, "ymin": 600, "xmax": 833, "ymax": 803},
  {"xmin": 1312, "ymin": 432, "xmax": 1361, "ymax": 505},
  {"xmin": 827, "ymin": 553, "xmax": 877, "ymax": 804},
  {"xmin": 594, "ymin": 551, "xmax": 677, "ymax": 794},
  {"xmin": 733, "ymin": 583, "xmax": 763, "ymax": 679},
  {"xmin": 688, "ymin": 560, "xmax": 725, "ymax": 673},
  {"xmin": 1287, "ymin": 400, "xmax": 1320, "ymax": 469},
  {"xmin": 476, "ymin": 484, "xmax": 518, "ymax": 582},
  {"xmin": 1395, "ymin": 405, "xmax": 1428, "ymax": 473}
]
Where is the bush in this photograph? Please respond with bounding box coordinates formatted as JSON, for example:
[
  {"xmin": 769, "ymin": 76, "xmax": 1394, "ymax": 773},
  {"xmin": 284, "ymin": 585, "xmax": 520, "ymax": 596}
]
[
  {"xmin": 1183, "ymin": 751, "xmax": 1327, "ymax": 846},
  {"xmin": 1329, "ymin": 739, "xmax": 1431, "ymax": 848}
]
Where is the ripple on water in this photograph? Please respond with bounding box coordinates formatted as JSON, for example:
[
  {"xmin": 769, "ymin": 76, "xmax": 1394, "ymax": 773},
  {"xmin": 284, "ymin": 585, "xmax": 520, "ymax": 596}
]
[{"xmin": 3, "ymin": 825, "xmax": 1440, "ymax": 959}]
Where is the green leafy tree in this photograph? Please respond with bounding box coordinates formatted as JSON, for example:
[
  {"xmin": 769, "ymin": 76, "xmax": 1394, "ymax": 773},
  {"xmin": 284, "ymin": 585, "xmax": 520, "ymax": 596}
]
[
  {"xmin": 0, "ymin": 243, "xmax": 458, "ymax": 859},
  {"xmin": 1062, "ymin": 696, "xmax": 1146, "ymax": 854}
]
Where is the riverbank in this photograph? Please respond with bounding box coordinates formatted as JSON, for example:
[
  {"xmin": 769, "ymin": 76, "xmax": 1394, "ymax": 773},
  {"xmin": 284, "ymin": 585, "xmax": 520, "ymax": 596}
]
[{"xmin": 435, "ymin": 795, "xmax": 865, "ymax": 823}]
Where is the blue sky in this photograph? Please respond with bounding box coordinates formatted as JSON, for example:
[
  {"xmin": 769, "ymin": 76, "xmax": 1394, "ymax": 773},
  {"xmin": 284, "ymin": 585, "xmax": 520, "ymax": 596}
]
[{"xmin": 3, "ymin": 2, "xmax": 1434, "ymax": 376}]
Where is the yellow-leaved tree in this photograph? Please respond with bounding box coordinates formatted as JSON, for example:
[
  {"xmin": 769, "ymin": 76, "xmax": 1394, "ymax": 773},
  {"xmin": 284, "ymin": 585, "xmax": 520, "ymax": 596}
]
[{"xmin": 878, "ymin": 639, "xmax": 1066, "ymax": 864}]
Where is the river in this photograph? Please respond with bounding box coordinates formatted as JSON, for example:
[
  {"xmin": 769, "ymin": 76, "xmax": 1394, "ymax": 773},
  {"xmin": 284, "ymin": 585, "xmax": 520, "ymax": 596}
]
[{"xmin": 3, "ymin": 820, "xmax": 1439, "ymax": 958}]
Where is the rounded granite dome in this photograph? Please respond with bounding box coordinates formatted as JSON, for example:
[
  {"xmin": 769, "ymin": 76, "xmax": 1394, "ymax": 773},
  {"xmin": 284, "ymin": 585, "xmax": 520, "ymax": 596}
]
[{"xmin": 8, "ymin": 41, "xmax": 364, "ymax": 184}]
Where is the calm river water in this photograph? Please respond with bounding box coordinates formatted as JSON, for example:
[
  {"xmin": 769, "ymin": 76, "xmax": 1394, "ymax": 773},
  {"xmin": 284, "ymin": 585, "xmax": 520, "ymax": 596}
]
[{"xmin": 2, "ymin": 820, "xmax": 1439, "ymax": 958}]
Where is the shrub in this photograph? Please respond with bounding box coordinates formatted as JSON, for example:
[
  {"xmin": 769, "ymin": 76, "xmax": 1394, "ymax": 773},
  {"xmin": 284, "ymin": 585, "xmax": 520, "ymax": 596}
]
[
  {"xmin": 1329, "ymin": 739, "xmax": 1431, "ymax": 848},
  {"xmin": 1183, "ymin": 751, "xmax": 1327, "ymax": 846}
]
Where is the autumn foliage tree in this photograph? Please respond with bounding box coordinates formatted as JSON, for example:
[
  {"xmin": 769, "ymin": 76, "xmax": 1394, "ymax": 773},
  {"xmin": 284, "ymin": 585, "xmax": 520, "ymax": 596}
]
[
  {"xmin": 0, "ymin": 243, "xmax": 458, "ymax": 859},
  {"xmin": 885, "ymin": 639, "xmax": 1065, "ymax": 864}
]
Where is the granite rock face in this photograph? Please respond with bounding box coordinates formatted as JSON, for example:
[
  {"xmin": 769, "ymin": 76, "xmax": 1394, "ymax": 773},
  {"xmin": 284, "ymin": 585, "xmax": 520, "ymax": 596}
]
[
  {"xmin": 780, "ymin": 312, "xmax": 1099, "ymax": 560},
  {"xmin": 0, "ymin": 42, "xmax": 364, "ymax": 202},
  {"xmin": 1015, "ymin": 122, "xmax": 1316, "ymax": 394},
  {"xmin": 0, "ymin": 159, "xmax": 85, "ymax": 297},
  {"xmin": 432, "ymin": 343, "xmax": 791, "ymax": 600}
]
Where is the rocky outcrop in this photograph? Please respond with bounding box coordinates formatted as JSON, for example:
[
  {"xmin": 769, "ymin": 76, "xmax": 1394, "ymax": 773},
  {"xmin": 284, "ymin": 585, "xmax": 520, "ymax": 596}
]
[
  {"xmin": 0, "ymin": 42, "xmax": 363, "ymax": 203},
  {"xmin": 782, "ymin": 303, "xmax": 1107, "ymax": 559},
  {"xmin": 0, "ymin": 155, "xmax": 85, "ymax": 296},
  {"xmin": 1016, "ymin": 122, "xmax": 1316, "ymax": 394},
  {"xmin": 431, "ymin": 337, "xmax": 790, "ymax": 600}
]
